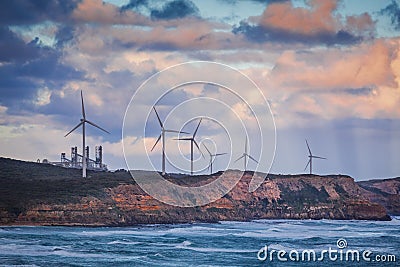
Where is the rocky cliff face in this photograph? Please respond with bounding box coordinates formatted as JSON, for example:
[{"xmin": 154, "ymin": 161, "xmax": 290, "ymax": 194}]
[
  {"xmin": 0, "ymin": 158, "xmax": 392, "ymax": 226},
  {"xmin": 358, "ymin": 178, "xmax": 400, "ymax": 215}
]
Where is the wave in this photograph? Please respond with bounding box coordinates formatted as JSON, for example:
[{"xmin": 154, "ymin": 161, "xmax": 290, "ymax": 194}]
[
  {"xmin": 107, "ymin": 240, "xmax": 141, "ymax": 245},
  {"xmin": 175, "ymin": 240, "xmax": 256, "ymax": 253}
]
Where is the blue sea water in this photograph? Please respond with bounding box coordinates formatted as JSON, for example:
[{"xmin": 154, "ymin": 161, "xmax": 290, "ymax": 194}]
[{"xmin": 0, "ymin": 218, "xmax": 399, "ymax": 266}]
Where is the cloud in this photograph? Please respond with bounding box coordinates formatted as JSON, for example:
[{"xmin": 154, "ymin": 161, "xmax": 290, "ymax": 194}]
[
  {"xmin": 380, "ymin": 0, "xmax": 400, "ymax": 30},
  {"xmin": 0, "ymin": 26, "xmax": 40, "ymax": 62},
  {"xmin": 0, "ymin": 29, "xmax": 83, "ymax": 113},
  {"xmin": 150, "ymin": 0, "xmax": 199, "ymax": 20},
  {"xmin": 72, "ymin": 19, "xmax": 237, "ymax": 52},
  {"xmin": 257, "ymin": 0, "xmax": 339, "ymax": 34},
  {"xmin": 268, "ymin": 40, "xmax": 396, "ymax": 91},
  {"xmin": 258, "ymin": 39, "xmax": 400, "ymax": 128},
  {"xmin": 120, "ymin": 0, "xmax": 149, "ymax": 11},
  {"xmin": 233, "ymin": 0, "xmax": 374, "ymax": 45},
  {"xmin": 0, "ymin": 0, "xmax": 79, "ymax": 25},
  {"xmin": 55, "ymin": 25, "xmax": 75, "ymax": 48},
  {"xmin": 345, "ymin": 13, "xmax": 375, "ymax": 37},
  {"xmin": 218, "ymin": 0, "xmax": 289, "ymax": 4},
  {"xmin": 121, "ymin": 0, "xmax": 199, "ymax": 20},
  {"xmin": 72, "ymin": 0, "xmax": 150, "ymax": 25}
]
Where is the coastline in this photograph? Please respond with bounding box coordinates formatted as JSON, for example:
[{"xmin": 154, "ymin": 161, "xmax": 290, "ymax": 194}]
[{"xmin": 0, "ymin": 157, "xmax": 397, "ymax": 226}]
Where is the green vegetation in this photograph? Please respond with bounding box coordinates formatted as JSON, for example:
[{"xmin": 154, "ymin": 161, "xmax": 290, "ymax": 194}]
[
  {"xmin": 278, "ymin": 181, "xmax": 330, "ymax": 206},
  {"xmin": 0, "ymin": 157, "xmax": 133, "ymax": 214}
]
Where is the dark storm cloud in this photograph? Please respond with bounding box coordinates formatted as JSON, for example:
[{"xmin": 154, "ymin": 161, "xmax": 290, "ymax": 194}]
[
  {"xmin": 232, "ymin": 21, "xmax": 361, "ymax": 45},
  {"xmin": 0, "ymin": 33, "xmax": 83, "ymax": 112},
  {"xmin": 55, "ymin": 25, "xmax": 75, "ymax": 48},
  {"xmin": 380, "ymin": 0, "xmax": 400, "ymax": 30},
  {"xmin": 120, "ymin": 0, "xmax": 149, "ymax": 11},
  {"xmin": 120, "ymin": 0, "xmax": 199, "ymax": 20},
  {"xmin": 0, "ymin": 26, "xmax": 41, "ymax": 62},
  {"xmin": 0, "ymin": 0, "xmax": 80, "ymax": 25},
  {"xmin": 16, "ymin": 50, "xmax": 82, "ymax": 81},
  {"xmin": 150, "ymin": 0, "xmax": 199, "ymax": 20},
  {"xmin": 218, "ymin": 0, "xmax": 289, "ymax": 4},
  {"xmin": 342, "ymin": 87, "xmax": 374, "ymax": 96},
  {"xmin": 0, "ymin": 1, "xmax": 83, "ymax": 114}
]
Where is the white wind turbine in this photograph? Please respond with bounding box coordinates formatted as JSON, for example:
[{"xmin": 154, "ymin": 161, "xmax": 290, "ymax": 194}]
[
  {"xmin": 203, "ymin": 143, "xmax": 227, "ymax": 175},
  {"xmin": 235, "ymin": 136, "xmax": 258, "ymax": 171},
  {"xmin": 174, "ymin": 118, "xmax": 204, "ymax": 175},
  {"xmin": 65, "ymin": 90, "xmax": 110, "ymax": 178},
  {"xmin": 304, "ymin": 139, "xmax": 327, "ymax": 175},
  {"xmin": 151, "ymin": 106, "xmax": 188, "ymax": 175}
]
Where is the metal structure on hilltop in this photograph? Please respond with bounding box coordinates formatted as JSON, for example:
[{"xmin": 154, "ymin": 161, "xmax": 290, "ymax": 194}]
[
  {"xmin": 304, "ymin": 139, "xmax": 327, "ymax": 175},
  {"xmin": 234, "ymin": 136, "xmax": 258, "ymax": 171},
  {"xmin": 151, "ymin": 106, "xmax": 189, "ymax": 175},
  {"xmin": 203, "ymin": 143, "xmax": 227, "ymax": 175},
  {"xmin": 64, "ymin": 90, "xmax": 109, "ymax": 177},
  {"xmin": 174, "ymin": 118, "xmax": 204, "ymax": 175},
  {"xmin": 53, "ymin": 145, "xmax": 107, "ymax": 171}
]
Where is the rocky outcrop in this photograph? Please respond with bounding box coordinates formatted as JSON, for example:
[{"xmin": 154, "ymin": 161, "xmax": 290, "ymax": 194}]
[
  {"xmin": 358, "ymin": 178, "xmax": 400, "ymax": 215},
  {"xmin": 0, "ymin": 157, "xmax": 392, "ymax": 226}
]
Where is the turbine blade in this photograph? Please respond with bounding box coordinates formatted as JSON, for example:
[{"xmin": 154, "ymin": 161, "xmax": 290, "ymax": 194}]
[
  {"xmin": 305, "ymin": 139, "xmax": 312, "ymax": 156},
  {"xmin": 313, "ymin": 156, "xmax": 327, "ymax": 160},
  {"xmin": 173, "ymin": 138, "xmax": 192, "ymax": 141},
  {"xmin": 203, "ymin": 143, "xmax": 212, "ymax": 156},
  {"xmin": 215, "ymin": 153, "xmax": 227, "ymax": 156},
  {"xmin": 65, "ymin": 122, "xmax": 83, "ymax": 137},
  {"xmin": 85, "ymin": 120, "xmax": 110, "ymax": 134},
  {"xmin": 234, "ymin": 155, "xmax": 245, "ymax": 163},
  {"xmin": 193, "ymin": 118, "xmax": 202, "ymax": 138},
  {"xmin": 151, "ymin": 134, "xmax": 162, "ymax": 152},
  {"xmin": 247, "ymin": 154, "xmax": 259, "ymax": 163},
  {"xmin": 164, "ymin": 129, "xmax": 190, "ymax": 134},
  {"xmin": 245, "ymin": 136, "xmax": 248, "ymax": 154},
  {"xmin": 193, "ymin": 140, "xmax": 204, "ymax": 158},
  {"xmin": 81, "ymin": 90, "xmax": 86, "ymax": 119},
  {"xmin": 153, "ymin": 107, "xmax": 163, "ymax": 128},
  {"xmin": 304, "ymin": 159, "xmax": 311, "ymax": 171}
]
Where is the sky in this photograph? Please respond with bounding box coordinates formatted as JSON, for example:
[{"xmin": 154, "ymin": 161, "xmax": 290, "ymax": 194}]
[{"xmin": 1, "ymin": 0, "xmax": 400, "ymax": 180}]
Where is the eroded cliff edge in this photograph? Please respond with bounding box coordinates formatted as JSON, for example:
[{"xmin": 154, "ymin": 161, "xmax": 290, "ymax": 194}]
[{"xmin": 0, "ymin": 157, "xmax": 392, "ymax": 226}]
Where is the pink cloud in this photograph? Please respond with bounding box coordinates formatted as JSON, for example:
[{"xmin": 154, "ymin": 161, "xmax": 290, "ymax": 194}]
[
  {"xmin": 255, "ymin": 0, "xmax": 339, "ymax": 35},
  {"xmin": 269, "ymin": 40, "xmax": 396, "ymax": 91},
  {"xmin": 345, "ymin": 13, "xmax": 375, "ymax": 37},
  {"xmin": 247, "ymin": 0, "xmax": 375, "ymax": 41},
  {"xmin": 72, "ymin": 0, "xmax": 150, "ymax": 25}
]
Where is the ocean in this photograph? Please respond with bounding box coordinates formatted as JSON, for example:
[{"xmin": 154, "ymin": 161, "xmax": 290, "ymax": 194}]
[{"xmin": 0, "ymin": 218, "xmax": 399, "ymax": 266}]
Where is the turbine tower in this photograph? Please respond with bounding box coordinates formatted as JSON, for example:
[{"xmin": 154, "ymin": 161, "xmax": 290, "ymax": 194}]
[
  {"xmin": 203, "ymin": 144, "xmax": 226, "ymax": 175},
  {"xmin": 65, "ymin": 90, "xmax": 110, "ymax": 178},
  {"xmin": 151, "ymin": 106, "xmax": 188, "ymax": 175},
  {"xmin": 175, "ymin": 118, "xmax": 203, "ymax": 175},
  {"xmin": 234, "ymin": 136, "xmax": 258, "ymax": 171},
  {"xmin": 304, "ymin": 139, "xmax": 326, "ymax": 175}
]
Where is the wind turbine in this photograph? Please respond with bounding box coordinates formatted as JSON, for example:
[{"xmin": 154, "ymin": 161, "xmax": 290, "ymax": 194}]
[
  {"xmin": 235, "ymin": 136, "xmax": 258, "ymax": 171},
  {"xmin": 65, "ymin": 90, "xmax": 110, "ymax": 178},
  {"xmin": 175, "ymin": 118, "xmax": 203, "ymax": 175},
  {"xmin": 151, "ymin": 106, "xmax": 188, "ymax": 175},
  {"xmin": 203, "ymin": 144, "xmax": 227, "ymax": 175},
  {"xmin": 304, "ymin": 139, "xmax": 326, "ymax": 175}
]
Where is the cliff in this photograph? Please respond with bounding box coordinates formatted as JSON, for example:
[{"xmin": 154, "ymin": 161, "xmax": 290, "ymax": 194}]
[
  {"xmin": 358, "ymin": 177, "xmax": 400, "ymax": 216},
  {"xmin": 0, "ymin": 157, "xmax": 392, "ymax": 226}
]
